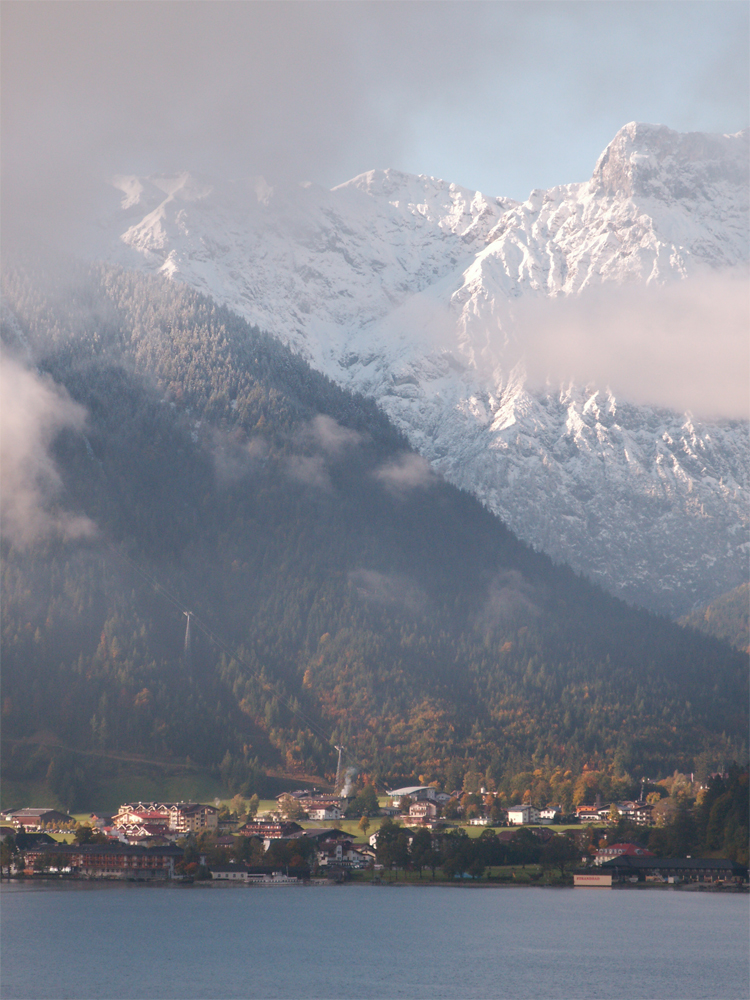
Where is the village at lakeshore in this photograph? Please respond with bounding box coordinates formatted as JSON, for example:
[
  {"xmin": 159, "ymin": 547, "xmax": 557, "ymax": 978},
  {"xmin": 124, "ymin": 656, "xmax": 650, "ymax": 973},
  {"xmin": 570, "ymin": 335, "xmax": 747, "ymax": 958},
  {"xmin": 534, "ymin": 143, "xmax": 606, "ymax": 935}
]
[{"xmin": 1, "ymin": 778, "xmax": 747, "ymax": 890}]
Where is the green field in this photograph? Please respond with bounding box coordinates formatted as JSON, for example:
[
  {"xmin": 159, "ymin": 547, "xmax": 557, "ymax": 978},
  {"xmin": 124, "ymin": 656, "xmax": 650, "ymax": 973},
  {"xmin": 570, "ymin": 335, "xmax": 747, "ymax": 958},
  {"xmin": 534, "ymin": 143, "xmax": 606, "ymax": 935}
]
[{"xmin": 0, "ymin": 767, "xmax": 230, "ymax": 814}]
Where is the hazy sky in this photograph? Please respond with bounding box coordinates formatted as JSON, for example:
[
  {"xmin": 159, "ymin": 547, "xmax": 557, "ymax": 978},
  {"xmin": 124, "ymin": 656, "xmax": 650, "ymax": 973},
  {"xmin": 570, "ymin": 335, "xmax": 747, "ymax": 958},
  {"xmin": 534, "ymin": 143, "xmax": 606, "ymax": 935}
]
[{"xmin": 2, "ymin": 0, "xmax": 747, "ymax": 242}]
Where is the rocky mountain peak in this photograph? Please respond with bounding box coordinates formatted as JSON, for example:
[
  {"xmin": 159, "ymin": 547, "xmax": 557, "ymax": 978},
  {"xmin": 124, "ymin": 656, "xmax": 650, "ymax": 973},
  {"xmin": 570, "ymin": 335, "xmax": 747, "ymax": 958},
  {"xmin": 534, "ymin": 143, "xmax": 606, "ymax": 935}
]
[
  {"xmin": 590, "ymin": 121, "xmax": 749, "ymax": 202},
  {"xmin": 95, "ymin": 122, "xmax": 749, "ymax": 615}
]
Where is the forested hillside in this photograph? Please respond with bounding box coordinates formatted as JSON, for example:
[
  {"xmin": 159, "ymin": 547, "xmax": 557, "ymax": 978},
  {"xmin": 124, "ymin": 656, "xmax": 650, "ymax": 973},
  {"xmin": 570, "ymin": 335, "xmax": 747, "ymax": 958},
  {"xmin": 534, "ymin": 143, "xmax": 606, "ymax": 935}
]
[
  {"xmin": 679, "ymin": 584, "xmax": 749, "ymax": 654},
  {"xmin": 1, "ymin": 264, "xmax": 747, "ymax": 810}
]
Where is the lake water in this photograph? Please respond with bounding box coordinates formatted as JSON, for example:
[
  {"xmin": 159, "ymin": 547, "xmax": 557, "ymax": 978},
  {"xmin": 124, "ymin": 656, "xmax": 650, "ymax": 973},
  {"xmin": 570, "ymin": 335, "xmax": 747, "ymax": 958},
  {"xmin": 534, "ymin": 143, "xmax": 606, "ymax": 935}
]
[{"xmin": 1, "ymin": 882, "xmax": 748, "ymax": 1000}]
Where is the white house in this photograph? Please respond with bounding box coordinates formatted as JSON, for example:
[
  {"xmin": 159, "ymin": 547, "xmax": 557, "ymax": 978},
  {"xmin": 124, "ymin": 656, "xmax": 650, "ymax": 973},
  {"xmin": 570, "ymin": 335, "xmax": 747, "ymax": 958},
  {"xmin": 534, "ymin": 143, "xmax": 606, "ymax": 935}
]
[
  {"xmin": 538, "ymin": 807, "xmax": 561, "ymax": 824},
  {"xmin": 616, "ymin": 801, "xmax": 654, "ymax": 826},
  {"xmin": 317, "ymin": 839, "xmax": 369, "ymax": 868},
  {"xmin": 576, "ymin": 805, "xmax": 606, "ymax": 824},
  {"xmin": 211, "ymin": 865, "xmax": 249, "ymax": 881},
  {"xmin": 408, "ymin": 801, "xmax": 439, "ymax": 822},
  {"xmin": 507, "ymin": 804, "xmax": 540, "ymax": 825},
  {"xmin": 306, "ymin": 804, "xmax": 342, "ymax": 821}
]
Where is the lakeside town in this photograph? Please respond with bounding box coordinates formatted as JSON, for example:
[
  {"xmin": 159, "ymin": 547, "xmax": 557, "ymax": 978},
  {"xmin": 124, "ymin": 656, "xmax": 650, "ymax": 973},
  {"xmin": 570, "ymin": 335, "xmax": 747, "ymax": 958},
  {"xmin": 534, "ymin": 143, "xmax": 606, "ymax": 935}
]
[{"xmin": 2, "ymin": 774, "xmax": 747, "ymax": 890}]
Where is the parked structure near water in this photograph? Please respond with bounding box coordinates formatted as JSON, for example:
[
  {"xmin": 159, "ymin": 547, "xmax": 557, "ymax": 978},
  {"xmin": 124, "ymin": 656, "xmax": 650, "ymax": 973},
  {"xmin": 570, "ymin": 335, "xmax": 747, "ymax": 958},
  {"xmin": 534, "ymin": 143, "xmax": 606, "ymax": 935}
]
[
  {"xmin": 574, "ymin": 873, "xmax": 613, "ymax": 888},
  {"xmin": 598, "ymin": 856, "xmax": 747, "ymax": 884},
  {"xmin": 210, "ymin": 864, "xmax": 305, "ymax": 883},
  {"xmin": 21, "ymin": 843, "xmax": 184, "ymax": 879}
]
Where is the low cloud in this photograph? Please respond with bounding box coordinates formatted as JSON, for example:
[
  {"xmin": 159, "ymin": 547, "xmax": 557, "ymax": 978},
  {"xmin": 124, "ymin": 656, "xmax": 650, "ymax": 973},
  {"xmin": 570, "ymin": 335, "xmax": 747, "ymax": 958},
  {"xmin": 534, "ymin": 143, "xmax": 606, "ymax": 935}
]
[
  {"xmin": 285, "ymin": 454, "xmax": 331, "ymax": 492},
  {"xmin": 284, "ymin": 414, "xmax": 363, "ymax": 491},
  {"xmin": 297, "ymin": 414, "xmax": 362, "ymax": 457},
  {"xmin": 0, "ymin": 353, "xmax": 96, "ymax": 546},
  {"xmin": 374, "ymin": 452, "xmax": 437, "ymax": 497},
  {"xmin": 348, "ymin": 569, "xmax": 426, "ymax": 613},
  {"xmin": 513, "ymin": 268, "xmax": 749, "ymax": 420},
  {"xmin": 210, "ymin": 428, "xmax": 269, "ymax": 486},
  {"xmin": 478, "ymin": 570, "xmax": 540, "ymax": 629}
]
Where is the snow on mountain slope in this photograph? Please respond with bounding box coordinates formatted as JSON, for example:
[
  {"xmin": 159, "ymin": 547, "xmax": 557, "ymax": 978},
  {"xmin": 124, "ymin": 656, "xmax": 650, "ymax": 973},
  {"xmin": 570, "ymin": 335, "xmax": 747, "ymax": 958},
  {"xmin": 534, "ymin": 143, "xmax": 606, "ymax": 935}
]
[{"xmin": 102, "ymin": 123, "xmax": 749, "ymax": 615}]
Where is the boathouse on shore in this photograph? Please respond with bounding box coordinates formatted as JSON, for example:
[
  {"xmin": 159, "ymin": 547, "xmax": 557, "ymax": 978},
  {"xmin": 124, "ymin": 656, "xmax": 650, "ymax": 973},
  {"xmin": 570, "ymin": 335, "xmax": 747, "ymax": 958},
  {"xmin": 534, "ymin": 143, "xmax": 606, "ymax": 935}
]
[{"xmin": 598, "ymin": 856, "xmax": 747, "ymax": 884}]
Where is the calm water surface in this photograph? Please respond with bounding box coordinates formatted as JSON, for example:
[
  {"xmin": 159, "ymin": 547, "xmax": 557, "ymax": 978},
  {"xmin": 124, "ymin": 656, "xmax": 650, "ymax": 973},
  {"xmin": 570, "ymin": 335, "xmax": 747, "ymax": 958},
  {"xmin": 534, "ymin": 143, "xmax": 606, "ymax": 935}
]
[{"xmin": 1, "ymin": 882, "xmax": 748, "ymax": 1000}]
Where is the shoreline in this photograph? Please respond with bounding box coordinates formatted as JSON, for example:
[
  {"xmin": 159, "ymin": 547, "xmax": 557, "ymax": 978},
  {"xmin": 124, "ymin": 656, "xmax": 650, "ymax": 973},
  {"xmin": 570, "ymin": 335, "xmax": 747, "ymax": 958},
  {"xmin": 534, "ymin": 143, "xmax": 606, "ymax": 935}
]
[{"xmin": 3, "ymin": 876, "xmax": 746, "ymax": 893}]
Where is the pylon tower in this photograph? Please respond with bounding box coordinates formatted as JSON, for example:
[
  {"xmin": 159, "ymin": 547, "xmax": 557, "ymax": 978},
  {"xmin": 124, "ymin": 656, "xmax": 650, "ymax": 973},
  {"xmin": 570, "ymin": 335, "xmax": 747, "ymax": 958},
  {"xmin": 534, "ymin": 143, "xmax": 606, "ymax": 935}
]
[
  {"xmin": 334, "ymin": 745, "xmax": 345, "ymax": 792},
  {"xmin": 183, "ymin": 611, "xmax": 193, "ymax": 664}
]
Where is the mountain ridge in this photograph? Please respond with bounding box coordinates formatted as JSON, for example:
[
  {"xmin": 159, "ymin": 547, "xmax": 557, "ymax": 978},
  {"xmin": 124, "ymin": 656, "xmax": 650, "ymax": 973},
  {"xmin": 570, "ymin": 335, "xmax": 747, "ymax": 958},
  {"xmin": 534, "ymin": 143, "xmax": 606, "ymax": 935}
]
[{"xmin": 93, "ymin": 122, "xmax": 749, "ymax": 614}]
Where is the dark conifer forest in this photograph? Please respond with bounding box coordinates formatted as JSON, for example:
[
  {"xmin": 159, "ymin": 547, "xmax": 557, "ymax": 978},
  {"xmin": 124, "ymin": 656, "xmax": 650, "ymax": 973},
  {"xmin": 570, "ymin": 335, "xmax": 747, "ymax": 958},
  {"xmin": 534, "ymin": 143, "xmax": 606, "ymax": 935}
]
[{"xmin": 1, "ymin": 264, "xmax": 747, "ymax": 809}]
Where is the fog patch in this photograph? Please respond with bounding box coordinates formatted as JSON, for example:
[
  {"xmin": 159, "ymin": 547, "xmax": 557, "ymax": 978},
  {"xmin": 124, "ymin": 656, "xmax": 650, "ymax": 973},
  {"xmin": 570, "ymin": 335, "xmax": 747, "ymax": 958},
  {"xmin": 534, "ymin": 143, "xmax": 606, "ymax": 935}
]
[
  {"xmin": 210, "ymin": 428, "xmax": 269, "ymax": 486},
  {"xmin": 0, "ymin": 352, "xmax": 96, "ymax": 546},
  {"xmin": 348, "ymin": 569, "xmax": 426, "ymax": 613},
  {"xmin": 296, "ymin": 414, "xmax": 362, "ymax": 457},
  {"xmin": 478, "ymin": 570, "xmax": 540, "ymax": 629},
  {"xmin": 513, "ymin": 267, "xmax": 749, "ymax": 420},
  {"xmin": 374, "ymin": 452, "xmax": 437, "ymax": 497},
  {"xmin": 284, "ymin": 414, "xmax": 362, "ymax": 491},
  {"xmin": 285, "ymin": 454, "xmax": 332, "ymax": 492}
]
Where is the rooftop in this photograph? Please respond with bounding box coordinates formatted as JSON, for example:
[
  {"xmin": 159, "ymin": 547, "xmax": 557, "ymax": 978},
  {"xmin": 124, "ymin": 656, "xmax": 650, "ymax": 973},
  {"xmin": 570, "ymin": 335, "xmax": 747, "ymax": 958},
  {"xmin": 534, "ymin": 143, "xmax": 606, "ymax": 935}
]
[
  {"xmin": 4, "ymin": 808, "xmax": 73, "ymax": 819},
  {"xmin": 599, "ymin": 856, "xmax": 746, "ymax": 873},
  {"xmin": 29, "ymin": 843, "xmax": 184, "ymax": 856}
]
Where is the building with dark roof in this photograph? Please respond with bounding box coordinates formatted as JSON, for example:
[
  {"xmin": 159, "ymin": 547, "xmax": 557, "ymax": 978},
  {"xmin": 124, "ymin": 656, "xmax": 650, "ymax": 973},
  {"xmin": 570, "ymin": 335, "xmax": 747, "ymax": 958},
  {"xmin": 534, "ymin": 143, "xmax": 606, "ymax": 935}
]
[
  {"xmin": 287, "ymin": 828, "xmax": 350, "ymax": 843},
  {"xmin": 2, "ymin": 808, "xmax": 74, "ymax": 830},
  {"xmin": 599, "ymin": 856, "xmax": 747, "ymax": 884},
  {"xmin": 22, "ymin": 843, "xmax": 184, "ymax": 879},
  {"xmin": 13, "ymin": 832, "xmax": 58, "ymax": 851},
  {"xmin": 238, "ymin": 820, "xmax": 303, "ymax": 839}
]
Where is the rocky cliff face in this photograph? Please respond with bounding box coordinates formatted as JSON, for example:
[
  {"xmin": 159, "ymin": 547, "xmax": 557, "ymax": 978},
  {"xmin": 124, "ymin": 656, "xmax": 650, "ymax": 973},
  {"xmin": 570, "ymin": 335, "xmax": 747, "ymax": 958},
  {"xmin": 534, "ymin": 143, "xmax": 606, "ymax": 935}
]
[{"xmin": 100, "ymin": 123, "xmax": 749, "ymax": 614}]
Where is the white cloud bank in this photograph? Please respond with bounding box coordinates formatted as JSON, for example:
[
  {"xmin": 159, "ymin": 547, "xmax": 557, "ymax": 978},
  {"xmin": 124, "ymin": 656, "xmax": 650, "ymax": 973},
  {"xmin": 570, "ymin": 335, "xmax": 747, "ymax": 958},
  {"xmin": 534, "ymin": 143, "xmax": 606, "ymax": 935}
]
[
  {"xmin": 513, "ymin": 268, "xmax": 749, "ymax": 420},
  {"xmin": 374, "ymin": 453, "xmax": 437, "ymax": 497},
  {"xmin": 0, "ymin": 353, "xmax": 95, "ymax": 546}
]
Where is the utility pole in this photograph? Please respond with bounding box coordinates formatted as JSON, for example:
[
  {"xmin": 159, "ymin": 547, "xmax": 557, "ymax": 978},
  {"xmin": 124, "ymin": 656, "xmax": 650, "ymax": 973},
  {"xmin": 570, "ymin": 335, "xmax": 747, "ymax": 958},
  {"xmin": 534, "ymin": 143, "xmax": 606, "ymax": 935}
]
[{"xmin": 183, "ymin": 611, "xmax": 193, "ymax": 665}]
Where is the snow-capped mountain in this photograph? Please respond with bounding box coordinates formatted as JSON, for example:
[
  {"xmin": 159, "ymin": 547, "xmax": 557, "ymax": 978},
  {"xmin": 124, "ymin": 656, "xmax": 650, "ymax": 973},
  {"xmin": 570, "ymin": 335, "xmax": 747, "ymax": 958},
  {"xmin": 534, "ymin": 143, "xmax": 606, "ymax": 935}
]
[{"xmin": 101, "ymin": 123, "xmax": 749, "ymax": 615}]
